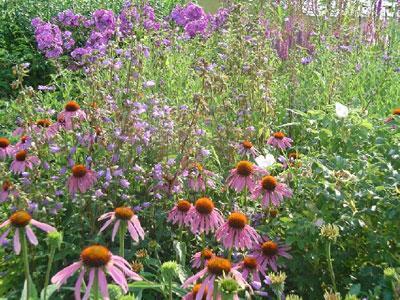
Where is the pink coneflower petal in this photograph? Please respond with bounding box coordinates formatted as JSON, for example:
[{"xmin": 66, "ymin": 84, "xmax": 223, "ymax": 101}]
[
  {"xmin": 52, "ymin": 261, "xmax": 82, "ymax": 287},
  {"xmin": 14, "ymin": 228, "xmax": 21, "ymax": 254},
  {"xmin": 111, "ymin": 220, "xmax": 120, "ymax": 242},
  {"xmin": 182, "ymin": 268, "xmax": 207, "ymax": 288},
  {"xmin": 74, "ymin": 269, "xmax": 85, "ymax": 300},
  {"xmin": 0, "ymin": 227, "xmax": 11, "ymax": 244},
  {"xmin": 30, "ymin": 219, "xmax": 56, "ymax": 232},
  {"xmin": 0, "ymin": 219, "xmax": 10, "ymax": 228},
  {"xmin": 82, "ymin": 268, "xmax": 95, "ymax": 300},
  {"xmin": 98, "ymin": 212, "xmax": 114, "ymax": 221},
  {"xmin": 99, "ymin": 218, "xmax": 113, "ymax": 233},
  {"xmin": 25, "ymin": 226, "xmax": 38, "ymax": 245},
  {"xmin": 107, "ymin": 265, "xmax": 128, "ymax": 293},
  {"xmin": 98, "ymin": 269, "xmax": 109, "ymax": 299},
  {"xmin": 127, "ymin": 221, "xmax": 139, "ymax": 242}
]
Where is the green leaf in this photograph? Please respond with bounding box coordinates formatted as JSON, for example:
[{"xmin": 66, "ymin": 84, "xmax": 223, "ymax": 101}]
[
  {"xmin": 40, "ymin": 284, "xmax": 58, "ymax": 300},
  {"xmin": 173, "ymin": 240, "xmax": 187, "ymax": 265},
  {"xmin": 128, "ymin": 281, "xmax": 163, "ymax": 292},
  {"xmin": 20, "ymin": 276, "xmax": 39, "ymax": 300},
  {"xmin": 348, "ymin": 283, "xmax": 361, "ymax": 295}
]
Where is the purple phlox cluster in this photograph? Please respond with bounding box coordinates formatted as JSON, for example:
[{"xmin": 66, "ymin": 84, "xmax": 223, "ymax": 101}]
[
  {"xmin": 171, "ymin": 3, "xmax": 229, "ymax": 38},
  {"xmin": 57, "ymin": 9, "xmax": 82, "ymax": 27},
  {"xmin": 31, "ymin": 18, "xmax": 63, "ymax": 59}
]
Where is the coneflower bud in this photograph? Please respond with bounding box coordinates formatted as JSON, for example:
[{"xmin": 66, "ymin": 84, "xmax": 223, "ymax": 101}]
[
  {"xmin": 46, "ymin": 231, "xmax": 63, "ymax": 249},
  {"xmin": 160, "ymin": 261, "xmax": 180, "ymax": 281},
  {"xmin": 320, "ymin": 224, "xmax": 340, "ymax": 241},
  {"xmin": 268, "ymin": 272, "xmax": 286, "ymax": 297},
  {"xmin": 323, "ymin": 290, "xmax": 341, "ymax": 300},
  {"xmin": 286, "ymin": 295, "xmax": 303, "ymax": 300},
  {"xmin": 218, "ymin": 275, "xmax": 241, "ymax": 298}
]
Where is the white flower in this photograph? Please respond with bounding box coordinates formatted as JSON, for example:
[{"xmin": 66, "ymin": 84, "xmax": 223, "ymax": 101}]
[
  {"xmin": 255, "ymin": 154, "xmax": 276, "ymax": 169},
  {"xmin": 335, "ymin": 102, "xmax": 349, "ymax": 118}
]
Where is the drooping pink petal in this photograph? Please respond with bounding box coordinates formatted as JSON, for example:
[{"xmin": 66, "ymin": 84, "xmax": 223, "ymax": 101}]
[
  {"xmin": 13, "ymin": 228, "xmax": 21, "ymax": 254},
  {"xmin": 25, "ymin": 226, "xmax": 38, "ymax": 245},
  {"xmin": 74, "ymin": 268, "xmax": 85, "ymax": 300},
  {"xmin": 0, "ymin": 219, "xmax": 10, "ymax": 228},
  {"xmin": 98, "ymin": 269, "xmax": 110, "ymax": 300},
  {"xmin": 111, "ymin": 220, "xmax": 120, "ymax": 242},
  {"xmin": 30, "ymin": 219, "xmax": 56, "ymax": 232},
  {"xmin": 82, "ymin": 268, "xmax": 95, "ymax": 300},
  {"xmin": 51, "ymin": 261, "xmax": 82, "ymax": 287}
]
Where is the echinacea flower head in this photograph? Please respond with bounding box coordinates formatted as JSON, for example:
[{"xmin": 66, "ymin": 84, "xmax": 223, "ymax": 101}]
[
  {"xmin": 51, "ymin": 245, "xmax": 142, "ymax": 299},
  {"xmin": 58, "ymin": 101, "xmax": 86, "ymax": 130},
  {"xmin": 183, "ymin": 283, "xmax": 208, "ymax": 300},
  {"xmin": 237, "ymin": 140, "xmax": 258, "ymax": 158},
  {"xmin": 191, "ymin": 248, "xmax": 215, "ymax": 269},
  {"xmin": 98, "ymin": 207, "xmax": 144, "ymax": 242},
  {"xmin": 250, "ymin": 236, "xmax": 292, "ymax": 273},
  {"xmin": 183, "ymin": 256, "xmax": 247, "ymax": 300},
  {"xmin": 0, "ymin": 210, "xmax": 56, "ymax": 254},
  {"xmin": 0, "ymin": 137, "xmax": 13, "ymax": 159},
  {"xmin": 215, "ymin": 212, "xmax": 260, "ymax": 250},
  {"xmin": 267, "ymin": 132, "xmax": 293, "ymax": 150},
  {"xmin": 185, "ymin": 197, "xmax": 224, "ymax": 234},
  {"xmin": 36, "ymin": 119, "xmax": 52, "ymax": 128},
  {"xmin": 251, "ymin": 176, "xmax": 293, "ymax": 207},
  {"xmin": 10, "ymin": 150, "xmax": 40, "ymax": 174},
  {"xmin": 0, "ymin": 180, "xmax": 12, "ymax": 203},
  {"xmin": 167, "ymin": 199, "xmax": 192, "ymax": 227},
  {"xmin": 67, "ymin": 164, "xmax": 97, "ymax": 194},
  {"xmin": 187, "ymin": 163, "xmax": 216, "ymax": 192},
  {"xmin": 237, "ymin": 256, "xmax": 263, "ymax": 289},
  {"xmin": 226, "ymin": 161, "xmax": 265, "ymax": 193},
  {"xmin": 385, "ymin": 108, "xmax": 400, "ymax": 123}
]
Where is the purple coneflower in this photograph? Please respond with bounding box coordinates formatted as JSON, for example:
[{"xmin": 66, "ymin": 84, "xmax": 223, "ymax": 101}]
[
  {"xmin": 250, "ymin": 236, "xmax": 291, "ymax": 273},
  {"xmin": 182, "ymin": 256, "xmax": 247, "ymax": 300},
  {"xmin": 0, "ymin": 137, "xmax": 13, "ymax": 159},
  {"xmin": 251, "ymin": 175, "xmax": 292, "ymax": 208},
  {"xmin": 14, "ymin": 135, "xmax": 32, "ymax": 151},
  {"xmin": 191, "ymin": 248, "xmax": 215, "ymax": 269},
  {"xmin": 51, "ymin": 245, "xmax": 142, "ymax": 299},
  {"xmin": 57, "ymin": 101, "xmax": 86, "ymax": 130},
  {"xmin": 10, "ymin": 150, "xmax": 40, "ymax": 174},
  {"xmin": 185, "ymin": 197, "xmax": 224, "ymax": 234},
  {"xmin": 237, "ymin": 256, "xmax": 264, "ymax": 289},
  {"xmin": 237, "ymin": 140, "xmax": 258, "ymax": 158},
  {"xmin": 226, "ymin": 161, "xmax": 265, "ymax": 193},
  {"xmin": 0, "ymin": 181, "xmax": 12, "ymax": 202},
  {"xmin": 67, "ymin": 164, "xmax": 97, "ymax": 194},
  {"xmin": 0, "ymin": 210, "xmax": 55, "ymax": 254},
  {"xmin": 215, "ymin": 212, "xmax": 260, "ymax": 250},
  {"xmin": 183, "ymin": 283, "xmax": 210, "ymax": 300},
  {"xmin": 187, "ymin": 163, "xmax": 216, "ymax": 192},
  {"xmin": 98, "ymin": 207, "xmax": 144, "ymax": 242},
  {"xmin": 384, "ymin": 108, "xmax": 400, "ymax": 123},
  {"xmin": 267, "ymin": 132, "xmax": 293, "ymax": 150},
  {"xmin": 167, "ymin": 199, "xmax": 192, "ymax": 227}
]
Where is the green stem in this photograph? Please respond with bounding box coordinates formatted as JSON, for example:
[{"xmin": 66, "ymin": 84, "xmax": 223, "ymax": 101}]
[
  {"xmin": 43, "ymin": 246, "xmax": 56, "ymax": 300},
  {"xmin": 326, "ymin": 241, "xmax": 337, "ymax": 292},
  {"xmin": 119, "ymin": 222, "xmax": 126, "ymax": 257},
  {"xmin": 213, "ymin": 280, "xmax": 219, "ymax": 300},
  {"xmin": 201, "ymin": 232, "xmax": 206, "ymax": 249},
  {"xmin": 93, "ymin": 269, "xmax": 99, "ymax": 300},
  {"xmin": 168, "ymin": 277, "xmax": 173, "ymax": 300},
  {"xmin": 21, "ymin": 230, "xmax": 30, "ymax": 300},
  {"xmin": 227, "ymin": 248, "xmax": 233, "ymax": 260}
]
